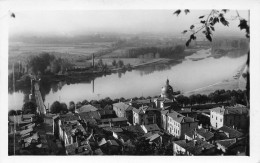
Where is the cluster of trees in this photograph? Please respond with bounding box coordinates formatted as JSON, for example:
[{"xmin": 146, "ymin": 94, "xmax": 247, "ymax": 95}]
[
  {"xmin": 111, "ymin": 59, "xmax": 131, "ymax": 69},
  {"xmin": 50, "ymin": 101, "xmax": 69, "ymax": 114},
  {"xmin": 27, "ymin": 52, "xmax": 73, "ymax": 75},
  {"xmin": 8, "ymin": 101, "xmax": 37, "ymax": 116},
  {"xmin": 176, "ymin": 89, "xmax": 247, "ymax": 106},
  {"xmin": 126, "ymin": 45, "xmax": 185, "ymax": 59}
]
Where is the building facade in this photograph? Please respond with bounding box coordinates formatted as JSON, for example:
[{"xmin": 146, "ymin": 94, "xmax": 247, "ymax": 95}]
[{"xmin": 209, "ymin": 106, "xmax": 249, "ymax": 130}]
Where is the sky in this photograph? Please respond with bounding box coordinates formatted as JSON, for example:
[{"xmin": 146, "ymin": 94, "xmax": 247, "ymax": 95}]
[{"xmin": 8, "ymin": 10, "xmax": 249, "ymax": 38}]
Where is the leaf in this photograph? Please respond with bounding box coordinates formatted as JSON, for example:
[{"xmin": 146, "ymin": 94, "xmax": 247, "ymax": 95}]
[
  {"xmin": 186, "ymin": 39, "xmax": 191, "ymax": 47},
  {"xmin": 213, "ymin": 17, "xmax": 219, "ymax": 24},
  {"xmin": 202, "ymin": 30, "xmax": 207, "ymax": 34},
  {"xmin": 182, "ymin": 30, "xmax": 188, "ymax": 34},
  {"xmin": 173, "ymin": 10, "xmax": 181, "ymax": 16},
  {"xmin": 206, "ymin": 27, "xmax": 211, "ymax": 34},
  {"xmin": 190, "ymin": 25, "xmax": 194, "ymax": 30},
  {"xmin": 200, "ymin": 20, "xmax": 206, "ymax": 24},
  {"xmin": 210, "ymin": 26, "xmax": 215, "ymax": 31},
  {"xmin": 206, "ymin": 34, "xmax": 212, "ymax": 42},
  {"xmin": 220, "ymin": 17, "xmax": 229, "ymax": 26},
  {"xmin": 238, "ymin": 19, "xmax": 248, "ymax": 30},
  {"xmin": 222, "ymin": 9, "xmax": 229, "ymax": 13},
  {"xmin": 199, "ymin": 15, "xmax": 205, "ymax": 19},
  {"xmin": 10, "ymin": 13, "xmax": 15, "ymax": 18},
  {"xmin": 190, "ymin": 34, "xmax": 196, "ymax": 40},
  {"xmin": 184, "ymin": 9, "xmax": 190, "ymax": 15}
]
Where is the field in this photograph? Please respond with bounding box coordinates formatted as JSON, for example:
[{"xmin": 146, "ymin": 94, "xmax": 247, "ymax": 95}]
[
  {"xmin": 8, "ymin": 42, "xmax": 114, "ymax": 69},
  {"xmin": 8, "ymin": 42, "xmax": 168, "ymax": 70}
]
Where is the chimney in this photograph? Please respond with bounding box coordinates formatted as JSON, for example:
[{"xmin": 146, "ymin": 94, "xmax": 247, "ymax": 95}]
[
  {"xmin": 194, "ymin": 140, "xmax": 198, "ymax": 146},
  {"xmin": 92, "ymin": 53, "xmax": 94, "ymax": 67}
]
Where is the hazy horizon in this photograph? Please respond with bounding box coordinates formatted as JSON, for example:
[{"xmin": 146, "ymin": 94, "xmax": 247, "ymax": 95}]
[{"xmin": 9, "ymin": 10, "xmax": 249, "ymax": 39}]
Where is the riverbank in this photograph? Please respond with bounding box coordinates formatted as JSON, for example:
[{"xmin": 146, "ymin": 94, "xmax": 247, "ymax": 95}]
[{"xmin": 183, "ymin": 62, "xmax": 247, "ymax": 96}]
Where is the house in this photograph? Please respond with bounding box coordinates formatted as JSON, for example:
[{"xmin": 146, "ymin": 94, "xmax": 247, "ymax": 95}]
[
  {"xmin": 113, "ymin": 102, "xmax": 134, "ymax": 124},
  {"xmin": 121, "ymin": 125, "xmax": 145, "ymax": 138},
  {"xmin": 173, "ymin": 138, "xmax": 216, "ymax": 155},
  {"xmin": 99, "ymin": 117, "xmax": 128, "ymax": 127},
  {"xmin": 98, "ymin": 110, "xmax": 116, "ymax": 119},
  {"xmin": 141, "ymin": 124, "xmax": 160, "ymax": 134},
  {"xmin": 166, "ymin": 111, "xmax": 198, "ymax": 139},
  {"xmin": 176, "ymin": 108, "xmax": 197, "ymax": 119},
  {"xmin": 65, "ymin": 142, "xmax": 92, "ymax": 155},
  {"xmin": 215, "ymin": 137, "xmax": 246, "ymax": 155},
  {"xmin": 75, "ymin": 104, "xmax": 98, "ymax": 113},
  {"xmin": 127, "ymin": 99, "xmax": 154, "ymax": 108},
  {"xmin": 209, "ymin": 105, "xmax": 249, "ymax": 130},
  {"xmin": 133, "ymin": 105, "xmax": 161, "ymax": 126},
  {"xmin": 184, "ymin": 127, "xmax": 214, "ymax": 142},
  {"xmin": 154, "ymin": 97, "xmax": 176, "ymax": 109},
  {"xmin": 217, "ymin": 126, "xmax": 244, "ymax": 139},
  {"xmin": 161, "ymin": 110, "xmax": 170, "ymax": 131},
  {"xmin": 57, "ymin": 114, "xmax": 80, "ymax": 141}
]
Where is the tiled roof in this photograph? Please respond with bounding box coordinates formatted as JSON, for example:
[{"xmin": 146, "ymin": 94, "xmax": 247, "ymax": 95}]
[
  {"xmin": 60, "ymin": 114, "xmax": 80, "ymax": 123},
  {"xmin": 155, "ymin": 97, "xmax": 172, "ymax": 102},
  {"xmin": 65, "ymin": 143, "xmax": 78, "ymax": 155},
  {"xmin": 133, "ymin": 105, "xmax": 159, "ymax": 114},
  {"xmin": 98, "ymin": 110, "xmax": 115, "ymax": 116},
  {"xmin": 210, "ymin": 106, "xmax": 249, "ymax": 115},
  {"xmin": 168, "ymin": 111, "xmax": 195, "ymax": 123},
  {"xmin": 218, "ymin": 126, "xmax": 244, "ymax": 138},
  {"xmin": 76, "ymin": 104, "xmax": 98, "ymax": 113},
  {"xmin": 161, "ymin": 109, "xmax": 170, "ymax": 115},
  {"xmin": 94, "ymin": 148, "xmax": 104, "ymax": 155},
  {"xmin": 196, "ymin": 128, "xmax": 214, "ymax": 141},
  {"xmin": 185, "ymin": 129, "xmax": 195, "ymax": 138},
  {"xmin": 100, "ymin": 117, "xmax": 127, "ymax": 123},
  {"xmin": 143, "ymin": 124, "xmax": 160, "ymax": 132},
  {"xmin": 216, "ymin": 139, "xmax": 237, "ymax": 148},
  {"xmin": 121, "ymin": 125, "xmax": 145, "ymax": 134},
  {"xmin": 78, "ymin": 111, "xmax": 101, "ymax": 120},
  {"xmin": 108, "ymin": 139, "xmax": 119, "ymax": 146},
  {"xmin": 20, "ymin": 127, "xmax": 34, "ymax": 136},
  {"xmin": 113, "ymin": 102, "xmax": 133, "ymax": 111},
  {"xmin": 103, "ymin": 127, "xmax": 123, "ymax": 133},
  {"xmin": 174, "ymin": 138, "xmax": 215, "ymax": 155},
  {"xmin": 146, "ymin": 133, "xmax": 161, "ymax": 142}
]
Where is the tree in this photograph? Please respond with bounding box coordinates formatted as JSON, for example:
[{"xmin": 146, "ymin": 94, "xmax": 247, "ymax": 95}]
[
  {"xmin": 50, "ymin": 101, "xmax": 62, "ymax": 114},
  {"xmin": 97, "ymin": 58, "xmax": 104, "ymax": 67},
  {"xmin": 76, "ymin": 101, "xmax": 82, "ymax": 109},
  {"xmin": 112, "ymin": 59, "xmax": 117, "ymax": 67},
  {"xmin": 82, "ymin": 99, "xmax": 89, "ymax": 105},
  {"xmin": 8, "ymin": 110, "xmax": 17, "ymax": 116},
  {"xmin": 117, "ymin": 60, "xmax": 124, "ymax": 68},
  {"xmin": 69, "ymin": 101, "xmax": 75, "ymax": 112},
  {"xmin": 60, "ymin": 103, "xmax": 68, "ymax": 114},
  {"xmin": 22, "ymin": 101, "xmax": 37, "ymax": 114}
]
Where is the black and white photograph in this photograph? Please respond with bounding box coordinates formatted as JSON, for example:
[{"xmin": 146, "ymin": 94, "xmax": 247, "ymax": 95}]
[{"xmin": 1, "ymin": 0, "xmax": 260, "ymax": 162}]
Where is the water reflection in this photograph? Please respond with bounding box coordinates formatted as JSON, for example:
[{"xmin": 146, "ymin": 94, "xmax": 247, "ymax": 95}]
[{"xmin": 8, "ymin": 49, "xmax": 248, "ymax": 110}]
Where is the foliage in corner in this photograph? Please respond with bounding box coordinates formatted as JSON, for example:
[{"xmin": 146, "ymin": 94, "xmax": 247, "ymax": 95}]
[{"xmin": 173, "ymin": 9, "xmax": 250, "ymax": 46}]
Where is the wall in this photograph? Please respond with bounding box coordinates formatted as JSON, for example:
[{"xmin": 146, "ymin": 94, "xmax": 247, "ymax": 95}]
[{"xmin": 210, "ymin": 111, "xmax": 224, "ymax": 129}]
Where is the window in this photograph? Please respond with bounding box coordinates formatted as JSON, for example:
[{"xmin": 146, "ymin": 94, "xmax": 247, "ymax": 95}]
[
  {"xmin": 216, "ymin": 117, "xmax": 217, "ymax": 120},
  {"xmin": 220, "ymin": 118, "xmax": 222, "ymax": 122},
  {"xmin": 212, "ymin": 115, "xmax": 213, "ymax": 118}
]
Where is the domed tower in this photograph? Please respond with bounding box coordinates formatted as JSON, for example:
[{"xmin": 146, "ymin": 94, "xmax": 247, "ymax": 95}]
[{"xmin": 161, "ymin": 79, "xmax": 174, "ymax": 99}]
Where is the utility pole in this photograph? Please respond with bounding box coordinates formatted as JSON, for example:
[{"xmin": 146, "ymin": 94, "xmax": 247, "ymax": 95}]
[
  {"xmin": 13, "ymin": 63, "xmax": 15, "ymax": 92},
  {"xmin": 13, "ymin": 115, "xmax": 16, "ymax": 155}
]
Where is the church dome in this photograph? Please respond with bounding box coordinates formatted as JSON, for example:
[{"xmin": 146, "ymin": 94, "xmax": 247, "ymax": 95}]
[{"xmin": 161, "ymin": 79, "xmax": 174, "ymax": 99}]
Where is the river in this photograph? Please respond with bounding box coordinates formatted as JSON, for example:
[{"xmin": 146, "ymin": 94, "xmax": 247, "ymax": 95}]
[{"xmin": 8, "ymin": 49, "xmax": 247, "ymax": 110}]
